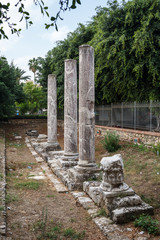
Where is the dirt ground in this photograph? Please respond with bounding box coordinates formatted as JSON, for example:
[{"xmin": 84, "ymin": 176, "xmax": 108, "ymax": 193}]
[{"xmin": 1, "ymin": 121, "xmax": 160, "ymax": 239}]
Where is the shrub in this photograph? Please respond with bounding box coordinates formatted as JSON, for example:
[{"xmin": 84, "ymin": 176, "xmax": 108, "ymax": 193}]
[
  {"xmin": 134, "ymin": 214, "xmax": 160, "ymax": 235},
  {"xmin": 101, "ymin": 131, "xmax": 121, "ymax": 152},
  {"xmin": 95, "ymin": 208, "xmax": 107, "ymax": 217}
]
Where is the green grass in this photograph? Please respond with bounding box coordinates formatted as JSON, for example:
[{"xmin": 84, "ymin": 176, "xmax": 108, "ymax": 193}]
[
  {"xmin": 46, "ymin": 194, "xmax": 56, "ymax": 198},
  {"xmin": 6, "ymin": 193, "xmax": 19, "ymax": 204},
  {"xmin": 63, "ymin": 228, "xmax": 85, "ymax": 239},
  {"xmin": 34, "ymin": 209, "xmax": 85, "ymax": 240},
  {"xmin": 123, "ymin": 157, "xmax": 135, "ymax": 171},
  {"xmin": 8, "ymin": 143, "xmax": 25, "ymax": 148},
  {"xmin": 134, "ymin": 214, "xmax": 160, "ymax": 235},
  {"xmin": 0, "ymin": 206, "xmax": 4, "ymax": 211},
  {"xmin": 70, "ymin": 218, "xmax": 76, "ymax": 223},
  {"xmin": 15, "ymin": 181, "xmax": 41, "ymax": 190},
  {"xmin": 127, "ymin": 143, "xmax": 150, "ymax": 152},
  {"xmin": 95, "ymin": 208, "xmax": 107, "ymax": 217},
  {"xmin": 141, "ymin": 194, "xmax": 160, "ymax": 208}
]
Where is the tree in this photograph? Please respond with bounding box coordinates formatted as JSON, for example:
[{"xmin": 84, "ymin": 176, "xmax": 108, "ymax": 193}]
[
  {"xmin": 12, "ymin": 64, "xmax": 31, "ymax": 84},
  {"xmin": 35, "ymin": 0, "xmax": 160, "ymax": 107},
  {"xmin": 17, "ymin": 81, "xmax": 46, "ymax": 115},
  {"xmin": 0, "ymin": 0, "xmax": 81, "ymax": 39},
  {"xmin": 0, "ymin": 56, "xmax": 25, "ymax": 118},
  {"xmin": 36, "ymin": 22, "xmax": 94, "ymax": 109},
  {"xmin": 90, "ymin": 0, "xmax": 160, "ymax": 103},
  {"xmin": 28, "ymin": 58, "xmax": 38, "ymax": 83}
]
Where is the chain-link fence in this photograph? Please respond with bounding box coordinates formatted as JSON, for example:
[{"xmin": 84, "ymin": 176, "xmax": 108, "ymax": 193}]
[
  {"xmin": 58, "ymin": 101, "xmax": 160, "ymax": 132},
  {"xmin": 95, "ymin": 101, "xmax": 160, "ymax": 131}
]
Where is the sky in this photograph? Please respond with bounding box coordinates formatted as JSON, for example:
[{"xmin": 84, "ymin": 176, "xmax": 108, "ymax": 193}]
[{"xmin": 0, "ymin": 0, "xmax": 107, "ymax": 80}]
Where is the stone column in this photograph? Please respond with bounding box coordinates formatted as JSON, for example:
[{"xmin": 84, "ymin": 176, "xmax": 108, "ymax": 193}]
[
  {"xmin": 47, "ymin": 74, "xmax": 61, "ymax": 151},
  {"xmin": 63, "ymin": 59, "xmax": 78, "ymax": 161},
  {"xmin": 78, "ymin": 45, "xmax": 97, "ymax": 170},
  {"xmin": 68, "ymin": 45, "xmax": 98, "ymax": 190}
]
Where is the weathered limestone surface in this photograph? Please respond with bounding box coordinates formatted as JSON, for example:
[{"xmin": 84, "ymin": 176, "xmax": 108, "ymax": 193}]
[
  {"xmin": 26, "ymin": 129, "xmax": 39, "ymax": 137},
  {"xmin": 78, "ymin": 45, "xmax": 96, "ymax": 169},
  {"xmin": 83, "ymin": 154, "xmax": 153, "ymax": 223},
  {"xmin": 59, "ymin": 60, "xmax": 78, "ymax": 167},
  {"xmin": 47, "ymin": 74, "xmax": 61, "ymax": 151},
  {"xmin": 64, "ymin": 59, "xmax": 78, "ymax": 157},
  {"xmin": 68, "ymin": 45, "xmax": 98, "ymax": 189}
]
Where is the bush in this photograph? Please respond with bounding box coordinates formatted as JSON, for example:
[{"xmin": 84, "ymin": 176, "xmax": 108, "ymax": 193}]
[
  {"xmin": 134, "ymin": 214, "xmax": 160, "ymax": 235},
  {"xmin": 101, "ymin": 131, "xmax": 121, "ymax": 152}
]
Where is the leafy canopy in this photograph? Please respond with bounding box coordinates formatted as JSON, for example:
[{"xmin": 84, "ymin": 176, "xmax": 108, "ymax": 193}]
[
  {"xmin": 0, "ymin": 56, "xmax": 25, "ymax": 118},
  {"xmin": 17, "ymin": 81, "xmax": 46, "ymax": 115},
  {"xmin": 0, "ymin": 0, "xmax": 81, "ymax": 39},
  {"xmin": 32, "ymin": 0, "xmax": 160, "ymax": 108}
]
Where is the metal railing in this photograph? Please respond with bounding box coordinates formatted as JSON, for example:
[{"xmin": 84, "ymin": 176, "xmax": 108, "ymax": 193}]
[
  {"xmin": 95, "ymin": 101, "xmax": 160, "ymax": 132},
  {"xmin": 57, "ymin": 101, "xmax": 160, "ymax": 132}
]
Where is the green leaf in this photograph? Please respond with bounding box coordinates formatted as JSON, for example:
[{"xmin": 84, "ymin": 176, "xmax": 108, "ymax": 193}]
[
  {"xmin": 76, "ymin": 0, "xmax": 81, "ymax": 4},
  {"xmin": 71, "ymin": 0, "xmax": 76, "ymax": 9},
  {"xmin": 70, "ymin": 5, "xmax": 76, "ymax": 9},
  {"xmin": 23, "ymin": 11, "xmax": 29, "ymax": 16},
  {"xmin": 55, "ymin": 23, "xmax": 58, "ymax": 31},
  {"xmin": 45, "ymin": 11, "xmax": 49, "ymax": 17},
  {"xmin": 18, "ymin": 7, "xmax": 23, "ymax": 13},
  {"xmin": 51, "ymin": 16, "xmax": 56, "ymax": 21}
]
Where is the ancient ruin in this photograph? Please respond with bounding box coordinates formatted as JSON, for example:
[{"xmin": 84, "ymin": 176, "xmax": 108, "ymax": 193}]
[
  {"xmin": 83, "ymin": 154, "xmax": 153, "ymax": 223},
  {"xmin": 46, "ymin": 74, "xmax": 61, "ymax": 151},
  {"xmin": 68, "ymin": 45, "xmax": 99, "ymax": 189},
  {"xmin": 59, "ymin": 59, "xmax": 78, "ymax": 167},
  {"xmin": 26, "ymin": 45, "xmax": 154, "ymax": 226}
]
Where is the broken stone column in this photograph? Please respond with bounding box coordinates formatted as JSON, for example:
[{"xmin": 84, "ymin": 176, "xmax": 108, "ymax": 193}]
[
  {"xmin": 60, "ymin": 59, "xmax": 78, "ymax": 167},
  {"xmin": 46, "ymin": 74, "xmax": 61, "ymax": 151},
  {"xmin": 83, "ymin": 154, "xmax": 154, "ymax": 223},
  {"xmin": 68, "ymin": 45, "xmax": 98, "ymax": 189}
]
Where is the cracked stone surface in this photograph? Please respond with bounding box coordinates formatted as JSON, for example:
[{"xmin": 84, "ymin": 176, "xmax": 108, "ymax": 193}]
[
  {"xmin": 47, "ymin": 74, "xmax": 61, "ymax": 151},
  {"xmin": 83, "ymin": 154, "xmax": 154, "ymax": 223},
  {"xmin": 78, "ymin": 45, "xmax": 96, "ymax": 168},
  {"xmin": 64, "ymin": 59, "xmax": 78, "ymax": 158}
]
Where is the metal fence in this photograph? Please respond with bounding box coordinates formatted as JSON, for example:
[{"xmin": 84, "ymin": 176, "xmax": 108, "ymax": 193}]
[
  {"xmin": 95, "ymin": 101, "xmax": 160, "ymax": 132},
  {"xmin": 57, "ymin": 101, "xmax": 160, "ymax": 132}
]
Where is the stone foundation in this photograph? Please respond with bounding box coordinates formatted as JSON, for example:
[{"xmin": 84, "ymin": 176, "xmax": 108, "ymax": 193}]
[
  {"xmin": 83, "ymin": 154, "xmax": 153, "ymax": 223},
  {"xmin": 96, "ymin": 125, "xmax": 160, "ymax": 146},
  {"xmin": 83, "ymin": 181, "xmax": 153, "ymax": 223}
]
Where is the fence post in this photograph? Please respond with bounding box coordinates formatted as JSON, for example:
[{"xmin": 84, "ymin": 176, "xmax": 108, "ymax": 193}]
[
  {"xmin": 111, "ymin": 103, "xmax": 113, "ymax": 127},
  {"xmin": 134, "ymin": 101, "xmax": 136, "ymax": 130},
  {"xmin": 102, "ymin": 105, "xmax": 104, "ymax": 126},
  {"xmin": 150, "ymin": 100, "xmax": 152, "ymax": 132},
  {"xmin": 121, "ymin": 102, "xmax": 123, "ymax": 128}
]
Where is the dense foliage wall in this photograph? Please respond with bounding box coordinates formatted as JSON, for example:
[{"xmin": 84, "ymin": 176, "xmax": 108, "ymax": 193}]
[
  {"xmin": 0, "ymin": 57, "xmax": 25, "ymax": 118},
  {"xmin": 30, "ymin": 0, "xmax": 160, "ymax": 108}
]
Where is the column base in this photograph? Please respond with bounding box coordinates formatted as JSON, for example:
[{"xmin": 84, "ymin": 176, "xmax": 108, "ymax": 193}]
[
  {"xmin": 58, "ymin": 153, "xmax": 79, "ymax": 168},
  {"xmin": 83, "ymin": 181, "xmax": 154, "ymax": 223},
  {"xmin": 45, "ymin": 142, "xmax": 61, "ymax": 152},
  {"xmin": 68, "ymin": 164, "xmax": 100, "ymax": 190}
]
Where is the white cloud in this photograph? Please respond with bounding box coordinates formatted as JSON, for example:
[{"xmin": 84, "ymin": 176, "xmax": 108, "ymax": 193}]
[
  {"xmin": 0, "ymin": 35, "xmax": 23, "ymax": 53},
  {"xmin": 41, "ymin": 25, "xmax": 71, "ymax": 44}
]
